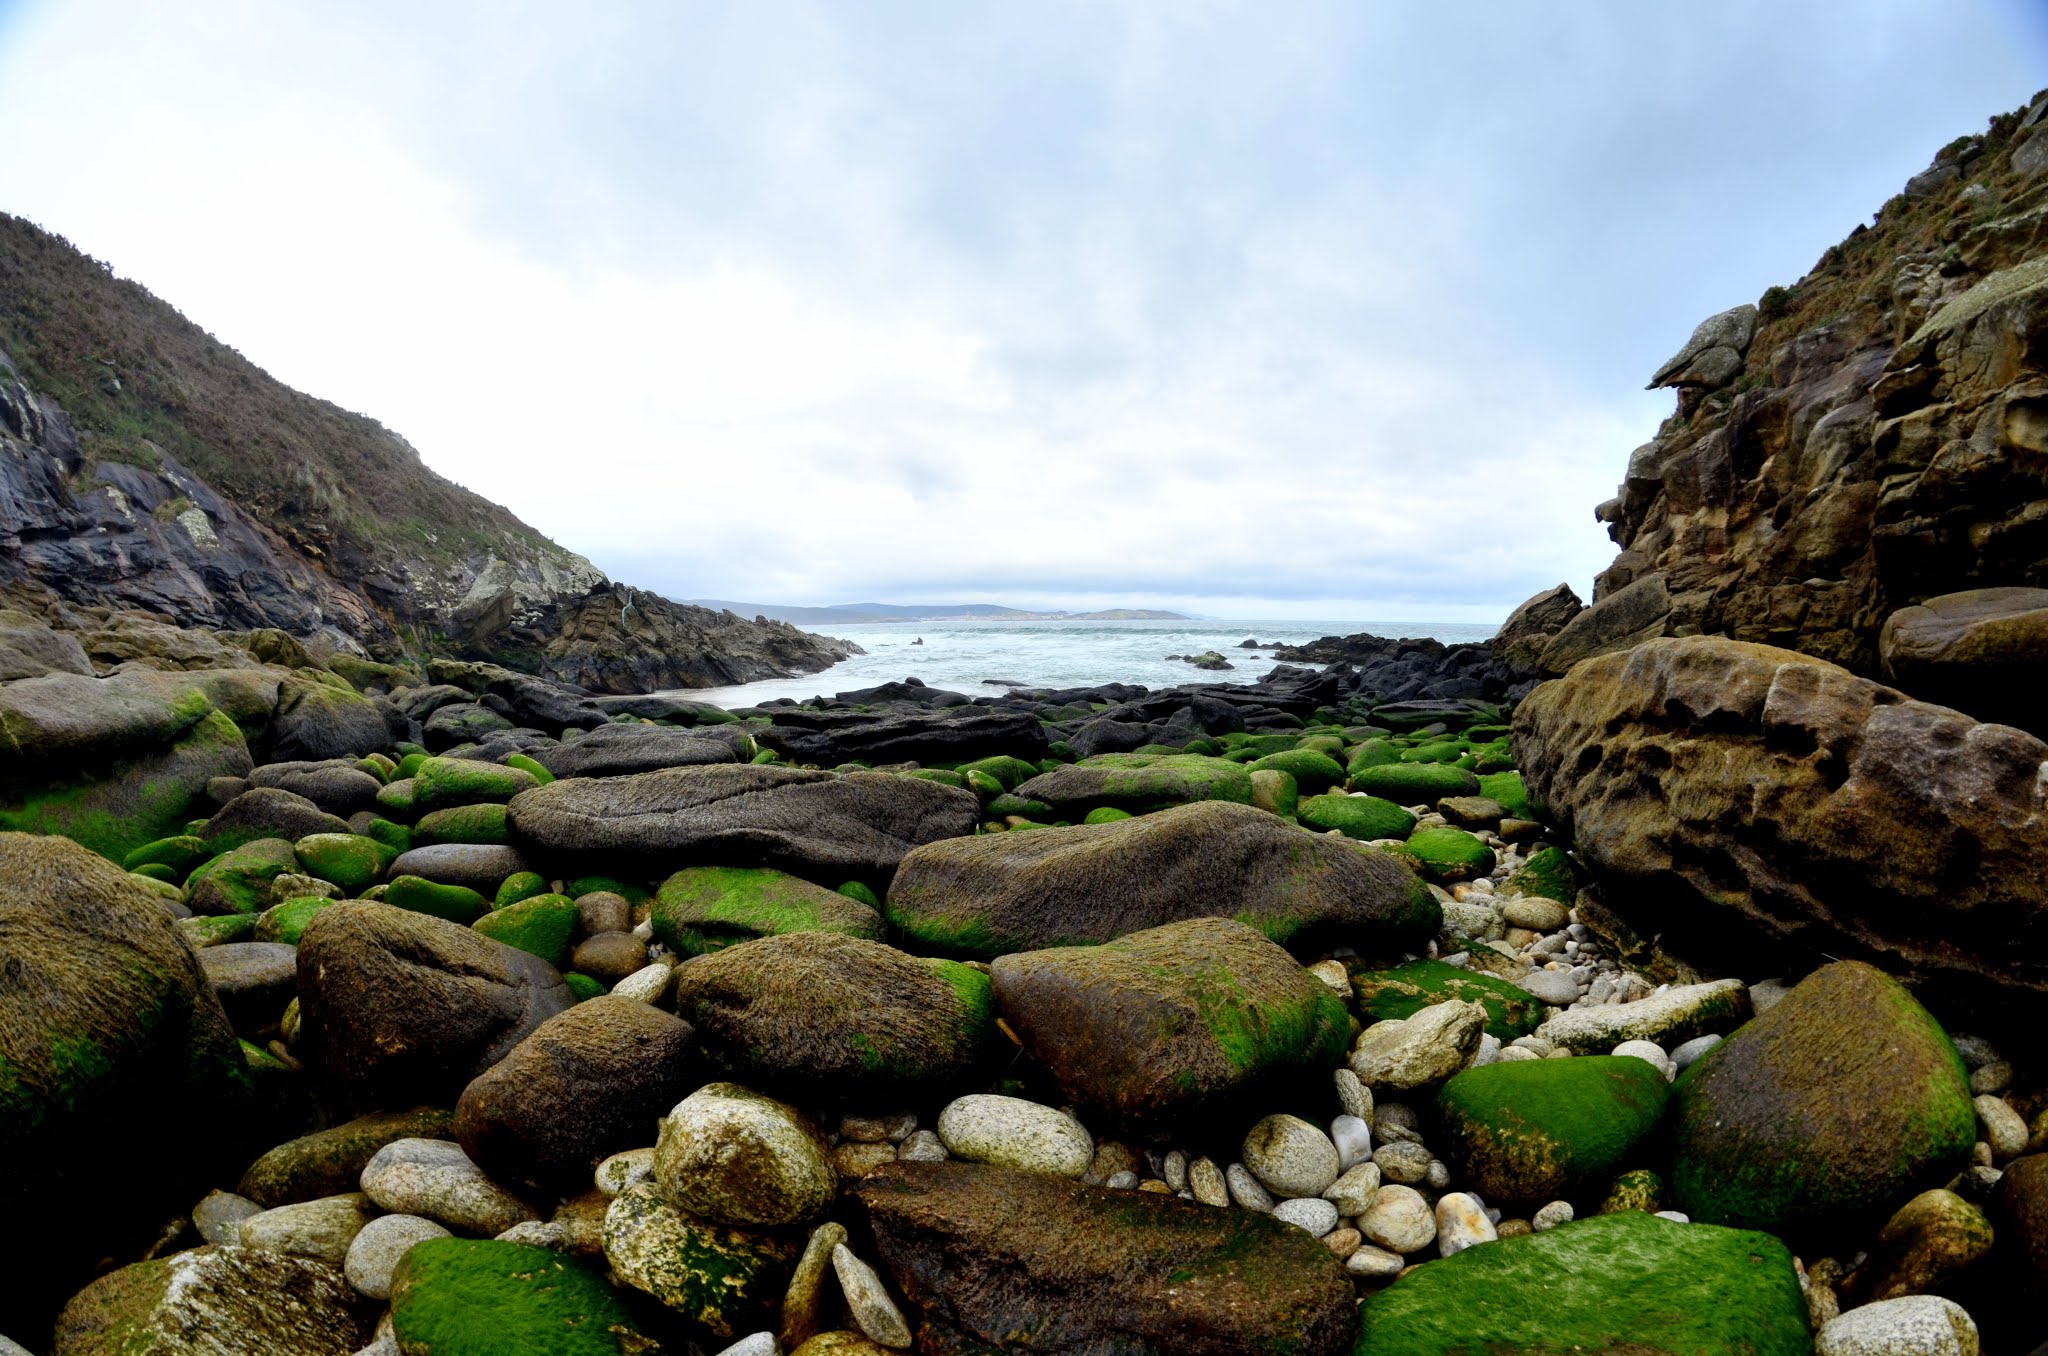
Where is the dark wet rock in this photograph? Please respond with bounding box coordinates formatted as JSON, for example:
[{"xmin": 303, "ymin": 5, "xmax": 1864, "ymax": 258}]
[
  {"xmin": 388, "ymin": 843, "xmax": 532, "ymax": 893},
  {"xmin": 197, "ymin": 941, "xmax": 301, "ymax": 1035},
  {"xmin": 534, "ymin": 722, "xmax": 748, "ymax": 778},
  {"xmin": 201, "ymin": 788, "xmax": 349, "ymax": 852},
  {"xmin": 51, "ymin": 1246, "xmax": 374, "ymax": 1356},
  {"xmin": 754, "ymin": 707, "xmax": 1048, "ymax": 768},
  {"xmin": 248, "ymin": 761, "xmax": 385, "ymax": 816},
  {"xmin": 1879, "ymin": 586, "xmax": 2048, "ymax": 737}
]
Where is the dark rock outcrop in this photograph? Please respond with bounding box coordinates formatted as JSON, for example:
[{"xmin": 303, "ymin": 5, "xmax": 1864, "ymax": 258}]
[{"xmin": 754, "ymin": 707, "xmax": 1049, "ymax": 768}]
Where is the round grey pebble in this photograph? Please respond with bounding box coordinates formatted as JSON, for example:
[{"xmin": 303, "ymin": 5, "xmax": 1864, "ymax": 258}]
[
  {"xmin": 1532, "ymin": 1200, "xmax": 1574, "ymax": 1231},
  {"xmin": 1271, "ymin": 1197, "xmax": 1340, "ymax": 1236},
  {"xmin": 1242, "ymin": 1114, "xmax": 1341, "ymax": 1198},
  {"xmin": 345, "ymin": 1214, "xmax": 451, "ymax": 1300},
  {"xmin": 1225, "ymin": 1162, "xmax": 1275, "ymax": 1211},
  {"xmin": 1372, "ymin": 1141, "xmax": 1434, "ymax": 1186},
  {"xmin": 1669, "ymin": 1034, "xmax": 1721, "ymax": 1071}
]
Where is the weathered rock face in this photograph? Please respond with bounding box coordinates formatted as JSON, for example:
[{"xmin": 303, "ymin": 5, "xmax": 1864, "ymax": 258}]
[
  {"xmin": 1555, "ymin": 93, "xmax": 2048, "ymax": 689},
  {"xmin": 1877, "ymin": 587, "xmax": 2048, "ymax": 737},
  {"xmin": 1514, "ymin": 635, "xmax": 2048, "ymax": 1023},
  {"xmin": 51, "ymin": 1246, "xmax": 374, "ymax": 1356},
  {"xmin": 886, "ymin": 800, "xmax": 1439, "ymax": 960},
  {"xmin": 858, "ymin": 1160, "xmax": 1357, "ymax": 1356},
  {"xmin": 0, "ymin": 833, "xmax": 251, "ymax": 1340},
  {"xmin": 508, "ymin": 765, "xmax": 981, "ymax": 883}
]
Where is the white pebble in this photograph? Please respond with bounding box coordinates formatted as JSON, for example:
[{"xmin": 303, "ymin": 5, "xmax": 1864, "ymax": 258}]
[
  {"xmin": 1815, "ymin": 1295, "xmax": 1978, "ymax": 1356},
  {"xmin": 1612, "ymin": 1039, "xmax": 1676, "ymax": 1081},
  {"xmin": 710, "ymin": 1336, "xmax": 779, "ymax": 1356},
  {"xmin": 1333, "ymin": 1068, "xmax": 1373, "ymax": 1121},
  {"xmin": 1345, "ymin": 1244, "xmax": 1405, "ymax": 1278},
  {"xmin": 1532, "ymin": 1200, "xmax": 1574, "ymax": 1231},
  {"xmin": 1434, "ymin": 1192, "xmax": 1497, "ymax": 1257},
  {"xmin": 833, "ymin": 1244, "xmax": 913, "ymax": 1348},
  {"xmin": 1323, "ymin": 1162, "xmax": 1382, "ymax": 1216},
  {"xmin": 1225, "ymin": 1162, "xmax": 1275, "ymax": 1211},
  {"xmin": 1974, "ymin": 1095, "xmax": 2028, "ymax": 1161},
  {"xmin": 1271, "ymin": 1197, "xmax": 1341, "ymax": 1236},
  {"xmin": 1330, "ymin": 1115, "xmax": 1373, "ymax": 1171},
  {"xmin": 1654, "ymin": 1210, "xmax": 1690, "ymax": 1223},
  {"xmin": 1358, "ymin": 1183, "xmax": 1436, "ymax": 1254}
]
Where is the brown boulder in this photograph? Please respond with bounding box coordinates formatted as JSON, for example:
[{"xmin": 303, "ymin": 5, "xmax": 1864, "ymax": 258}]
[
  {"xmin": 1879, "ymin": 586, "xmax": 2048, "ymax": 736},
  {"xmin": 1514, "ymin": 636, "xmax": 2048, "ymax": 1022}
]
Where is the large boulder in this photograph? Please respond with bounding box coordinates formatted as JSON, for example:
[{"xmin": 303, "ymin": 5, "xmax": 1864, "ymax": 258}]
[
  {"xmin": 1515, "ymin": 636, "xmax": 2048, "ymax": 1023},
  {"xmin": 857, "ymin": 1160, "xmax": 1356, "ymax": 1356},
  {"xmin": 200, "ymin": 788, "xmax": 349, "ymax": 853},
  {"xmin": 1879, "ymin": 586, "xmax": 2048, "ymax": 737},
  {"xmin": 1488, "ymin": 583, "xmax": 1584, "ymax": 672},
  {"xmin": 886, "ymin": 800, "xmax": 1438, "ymax": 960},
  {"xmin": 533, "ymin": 722, "xmax": 747, "ymax": 778},
  {"xmin": 453, "ymin": 996, "xmax": 698, "ymax": 1195},
  {"xmin": 0, "ymin": 833, "xmax": 252, "ymax": 1340},
  {"xmin": 1353, "ymin": 1212, "xmax": 1809, "ymax": 1354},
  {"xmin": 1010, "ymin": 753, "xmax": 1252, "ymax": 816},
  {"xmin": 989, "ymin": 918, "xmax": 1351, "ymax": 1127},
  {"xmin": 1434, "ymin": 1056, "xmax": 1670, "ymax": 1206},
  {"xmin": 651, "ymin": 865, "xmax": 884, "ymax": 957},
  {"xmin": 295, "ymin": 901, "xmax": 575, "ymax": 1110},
  {"xmin": 753, "ymin": 706, "xmax": 1048, "ymax": 768},
  {"xmin": 672, "ymin": 931, "xmax": 994, "ymax": 1095},
  {"xmin": 1669, "ymin": 961, "xmax": 1975, "ymax": 1236},
  {"xmin": 50, "ymin": 1246, "xmax": 374, "ymax": 1356},
  {"xmin": 507, "ymin": 764, "xmax": 980, "ymax": 882},
  {"xmin": 269, "ymin": 677, "xmax": 390, "ymax": 762}
]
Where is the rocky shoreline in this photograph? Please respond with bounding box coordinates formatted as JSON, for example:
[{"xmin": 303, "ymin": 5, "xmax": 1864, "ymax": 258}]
[{"xmin": 0, "ymin": 591, "xmax": 2043, "ymax": 1356}]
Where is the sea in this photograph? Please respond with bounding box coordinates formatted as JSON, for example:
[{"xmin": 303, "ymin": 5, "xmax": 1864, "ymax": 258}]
[{"xmin": 685, "ymin": 618, "xmax": 1501, "ymax": 707}]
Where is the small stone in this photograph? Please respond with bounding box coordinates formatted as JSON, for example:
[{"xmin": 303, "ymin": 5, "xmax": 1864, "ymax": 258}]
[
  {"xmin": 1532, "ymin": 1200, "xmax": 1574, "ymax": 1231},
  {"xmin": 1162, "ymin": 1149, "xmax": 1189, "ymax": 1192},
  {"xmin": 1372, "ymin": 1142, "xmax": 1434, "ymax": 1186},
  {"xmin": 897, "ymin": 1130, "xmax": 947, "ymax": 1163},
  {"xmin": 240, "ymin": 1192, "xmax": 378, "ymax": 1265},
  {"xmin": 657, "ymin": 1082, "xmax": 839, "ymax": 1227},
  {"xmin": 1973, "ymin": 1095, "xmax": 2027, "ymax": 1161},
  {"xmin": 1331, "ymin": 1115, "xmax": 1373, "ymax": 1171},
  {"xmin": 1333, "ymin": 1069, "xmax": 1372, "ymax": 1121},
  {"xmin": 344, "ymin": 1214, "xmax": 451, "ymax": 1300},
  {"xmin": 595, "ymin": 1148, "xmax": 656, "ymax": 1197},
  {"xmin": 192, "ymin": 1189, "xmax": 263, "ymax": 1246},
  {"xmin": 1324, "ymin": 1163, "xmax": 1382, "ymax": 1215},
  {"xmin": 1495, "ymin": 1046, "xmax": 1541, "ymax": 1063},
  {"xmin": 1359, "ymin": 1184, "xmax": 1436, "ymax": 1254},
  {"xmin": 1345, "ymin": 1244, "xmax": 1405, "ymax": 1278},
  {"xmin": 1843, "ymin": 1189, "xmax": 1996, "ymax": 1306},
  {"xmin": 1226, "ymin": 1162, "xmax": 1276, "ymax": 1211},
  {"xmin": 1321, "ymin": 1226, "xmax": 1362, "ymax": 1258},
  {"xmin": 832, "ymin": 1244, "xmax": 913, "ymax": 1349},
  {"xmin": 1106, "ymin": 1170, "xmax": 1139, "ymax": 1189},
  {"xmin": 1084, "ymin": 1140, "xmax": 1143, "ymax": 1186},
  {"xmin": 1518, "ymin": 970, "xmax": 1581, "ymax": 1006},
  {"xmin": 610, "ymin": 963, "xmax": 673, "ymax": 1004},
  {"xmin": 1670, "ymin": 1034, "xmax": 1721, "ymax": 1071},
  {"xmin": 1814, "ymin": 1295, "xmax": 1979, "ymax": 1356},
  {"xmin": 360, "ymin": 1138, "xmax": 540, "ymax": 1236},
  {"xmin": 936, "ymin": 1095, "xmax": 1093, "ymax": 1178},
  {"xmin": 1434, "ymin": 1191, "xmax": 1497, "ymax": 1257},
  {"xmin": 1308, "ymin": 959, "xmax": 1350, "ymax": 993},
  {"xmin": 1189, "ymin": 1157, "xmax": 1230, "ymax": 1207},
  {"xmin": 841, "ymin": 1112, "xmax": 918, "ymax": 1144},
  {"xmin": 712, "ymin": 1335, "xmax": 781, "ymax": 1356},
  {"xmin": 1424, "ymin": 1159, "xmax": 1451, "ymax": 1190},
  {"xmin": 1501, "ymin": 897, "xmax": 1569, "ymax": 931},
  {"xmin": 1349, "ymin": 1000, "xmax": 1487, "ymax": 1090},
  {"xmin": 779, "ymin": 1220, "xmax": 848, "ymax": 1352},
  {"xmin": 1271, "ymin": 1197, "xmax": 1341, "ymax": 1236},
  {"xmin": 1242, "ymin": 1114, "xmax": 1342, "ymax": 1198},
  {"xmin": 1966, "ymin": 1061, "xmax": 2011, "ymax": 1096},
  {"xmin": 1612, "ymin": 1039, "xmax": 1676, "ymax": 1080},
  {"xmin": 1372, "ymin": 1101, "xmax": 1424, "ymax": 1144},
  {"xmin": 834, "ymin": 1142, "xmax": 900, "ymax": 1178},
  {"xmin": 1496, "ymin": 1218, "xmax": 1533, "ymax": 1238}
]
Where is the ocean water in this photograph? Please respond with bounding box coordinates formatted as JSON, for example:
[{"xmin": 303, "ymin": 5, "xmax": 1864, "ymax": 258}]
[{"xmin": 684, "ymin": 618, "xmax": 1501, "ymax": 707}]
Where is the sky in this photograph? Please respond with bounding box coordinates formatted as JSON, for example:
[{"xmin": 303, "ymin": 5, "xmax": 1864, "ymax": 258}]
[{"xmin": 0, "ymin": 3, "xmax": 2044, "ymax": 622}]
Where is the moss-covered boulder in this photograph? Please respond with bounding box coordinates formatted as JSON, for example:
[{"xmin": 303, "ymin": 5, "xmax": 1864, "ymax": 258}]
[
  {"xmin": 1249, "ymin": 748, "xmax": 1346, "ymax": 795},
  {"xmin": 1249, "ymin": 768, "xmax": 1299, "ymax": 817},
  {"xmin": 991, "ymin": 918, "xmax": 1351, "ymax": 1128},
  {"xmin": 1435, "ymin": 1056, "xmax": 1670, "ymax": 1206},
  {"xmin": 386, "ymin": 874, "xmax": 489, "ymax": 924},
  {"xmin": 1345, "ymin": 739, "xmax": 1400, "ymax": 775},
  {"xmin": 255, "ymin": 893, "xmax": 342, "ymax": 945},
  {"xmin": 888, "ymin": 799, "xmax": 1437, "ymax": 959},
  {"xmin": 1297, "ymin": 793, "xmax": 1415, "ymax": 842},
  {"xmin": 411, "ymin": 756, "xmax": 539, "ymax": 812},
  {"xmin": 1669, "ymin": 960, "xmax": 1976, "ymax": 1236},
  {"xmin": 1353, "ymin": 1212, "xmax": 1810, "ymax": 1355},
  {"xmin": 121, "ymin": 833, "xmax": 212, "ymax": 879},
  {"xmin": 412, "ymin": 802, "xmax": 512, "ymax": 847},
  {"xmin": 672, "ymin": 931, "xmax": 994, "ymax": 1095},
  {"xmin": 1348, "ymin": 959, "xmax": 1544, "ymax": 1041},
  {"xmin": 186, "ymin": 837, "xmax": 301, "ymax": 915},
  {"xmin": 495, "ymin": 871, "xmax": 549, "ymax": 908},
  {"xmin": 1011, "ymin": 752, "xmax": 1254, "ymax": 815},
  {"xmin": 200, "ymin": 787, "xmax": 351, "ymax": 852},
  {"xmin": 1405, "ymin": 826, "xmax": 1496, "ymax": 882},
  {"xmin": 651, "ymin": 866, "xmax": 884, "ymax": 957},
  {"xmin": 0, "ymin": 833, "xmax": 252, "ymax": 1340},
  {"xmin": 471, "ymin": 893, "xmax": 580, "ymax": 967},
  {"xmin": 1346, "ymin": 762, "xmax": 1481, "ymax": 804},
  {"xmin": 1504, "ymin": 844, "xmax": 1578, "ymax": 903},
  {"xmin": 601, "ymin": 1181, "xmax": 800, "ymax": 1340},
  {"xmin": 1477, "ymin": 770, "xmax": 1532, "ymax": 819},
  {"xmin": 292, "ymin": 832, "xmax": 397, "ymax": 894},
  {"xmin": 391, "ymin": 1237, "xmax": 658, "ymax": 1355},
  {"xmin": 958, "ymin": 755, "xmax": 1041, "ymax": 791}
]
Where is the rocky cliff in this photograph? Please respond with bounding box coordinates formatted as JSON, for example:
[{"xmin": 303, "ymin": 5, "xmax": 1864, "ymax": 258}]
[
  {"xmin": 1508, "ymin": 89, "xmax": 2048, "ymax": 732},
  {"xmin": 0, "ymin": 213, "xmax": 854, "ymax": 691}
]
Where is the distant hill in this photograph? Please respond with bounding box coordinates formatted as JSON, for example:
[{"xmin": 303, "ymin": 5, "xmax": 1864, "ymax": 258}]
[{"xmin": 686, "ymin": 599, "xmax": 1192, "ymax": 624}]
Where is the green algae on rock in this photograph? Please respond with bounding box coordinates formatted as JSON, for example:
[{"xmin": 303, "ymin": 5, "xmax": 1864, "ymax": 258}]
[
  {"xmin": 602, "ymin": 1181, "xmax": 801, "ymax": 1340},
  {"xmin": 1435, "ymin": 1056, "xmax": 1669, "ymax": 1206},
  {"xmin": 391, "ymin": 1237, "xmax": 660, "ymax": 1356},
  {"xmin": 1503, "ymin": 843, "xmax": 1578, "ymax": 902},
  {"xmin": 237, "ymin": 1107, "xmax": 457, "ymax": 1207},
  {"xmin": 185, "ymin": 836, "xmax": 301, "ymax": 915},
  {"xmin": 1296, "ymin": 792, "xmax": 1416, "ymax": 842},
  {"xmin": 652, "ymin": 865, "xmax": 884, "ymax": 957},
  {"xmin": 1010, "ymin": 752, "xmax": 1255, "ymax": 815},
  {"xmin": 293, "ymin": 832, "xmax": 397, "ymax": 893},
  {"xmin": 1345, "ymin": 762, "xmax": 1481, "ymax": 804},
  {"xmin": 1353, "ymin": 1212, "xmax": 1810, "ymax": 1356},
  {"xmin": 1669, "ymin": 960, "xmax": 1975, "ymax": 1237},
  {"xmin": 1348, "ymin": 958, "xmax": 1544, "ymax": 1041},
  {"xmin": 413, "ymin": 802, "xmax": 512, "ymax": 847},
  {"xmin": 385, "ymin": 874, "xmax": 489, "ymax": 924},
  {"xmin": 1404, "ymin": 826, "xmax": 1497, "ymax": 882},
  {"xmin": 411, "ymin": 756, "xmax": 539, "ymax": 812},
  {"xmin": 472, "ymin": 892, "xmax": 580, "ymax": 967},
  {"xmin": 1249, "ymin": 748, "xmax": 1346, "ymax": 795},
  {"xmin": 991, "ymin": 917, "xmax": 1353, "ymax": 1127}
]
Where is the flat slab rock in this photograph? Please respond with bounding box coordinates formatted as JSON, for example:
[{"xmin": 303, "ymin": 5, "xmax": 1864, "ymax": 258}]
[
  {"xmin": 857, "ymin": 1159, "xmax": 1356, "ymax": 1356},
  {"xmin": 507, "ymin": 764, "xmax": 980, "ymax": 880}
]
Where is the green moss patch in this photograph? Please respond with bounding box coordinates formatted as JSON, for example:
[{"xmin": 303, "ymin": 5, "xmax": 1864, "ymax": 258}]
[
  {"xmin": 1297, "ymin": 793, "xmax": 1415, "ymax": 842},
  {"xmin": 385, "ymin": 874, "xmax": 487, "ymax": 924},
  {"xmin": 411, "ymin": 756, "xmax": 539, "ymax": 811},
  {"xmin": 1347, "ymin": 762, "xmax": 1481, "ymax": 804},
  {"xmin": 293, "ymin": 832, "xmax": 396, "ymax": 893},
  {"xmin": 1347, "ymin": 958, "xmax": 1543, "ymax": 1040},
  {"xmin": 1505, "ymin": 844, "xmax": 1578, "ymax": 902},
  {"xmin": 1436, "ymin": 1056, "xmax": 1670, "ymax": 1206},
  {"xmin": 652, "ymin": 865, "xmax": 885, "ymax": 957},
  {"xmin": 472, "ymin": 893, "xmax": 579, "ymax": 967},
  {"xmin": 413, "ymin": 802, "xmax": 512, "ymax": 847},
  {"xmin": 1248, "ymin": 748, "xmax": 1346, "ymax": 795},
  {"xmin": 391, "ymin": 1237, "xmax": 657, "ymax": 1355}
]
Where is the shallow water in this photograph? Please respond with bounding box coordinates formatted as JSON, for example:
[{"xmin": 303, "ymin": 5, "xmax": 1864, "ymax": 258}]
[{"xmin": 684, "ymin": 617, "xmax": 1500, "ymax": 707}]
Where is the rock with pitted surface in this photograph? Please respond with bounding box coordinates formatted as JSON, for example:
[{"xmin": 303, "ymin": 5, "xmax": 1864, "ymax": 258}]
[
  {"xmin": 990, "ymin": 918, "xmax": 1351, "ymax": 1128},
  {"xmin": 296, "ymin": 901, "xmax": 574, "ymax": 1110},
  {"xmin": 1878, "ymin": 587, "xmax": 2048, "ymax": 736},
  {"xmin": 601, "ymin": 1181, "xmax": 802, "ymax": 1339},
  {"xmin": 858, "ymin": 1160, "xmax": 1356, "ymax": 1356},
  {"xmin": 654, "ymin": 1082, "xmax": 839, "ymax": 1228},
  {"xmin": 887, "ymin": 800, "xmax": 1438, "ymax": 960},
  {"xmin": 508, "ymin": 764, "xmax": 980, "ymax": 882},
  {"xmin": 1515, "ymin": 635, "xmax": 2048, "ymax": 1023},
  {"xmin": 453, "ymin": 996, "xmax": 699, "ymax": 1195},
  {"xmin": 50, "ymin": 1246, "xmax": 374, "ymax": 1356},
  {"xmin": 0, "ymin": 832, "xmax": 251, "ymax": 1341},
  {"xmin": 753, "ymin": 707, "xmax": 1048, "ymax": 769},
  {"xmin": 534, "ymin": 722, "xmax": 749, "ymax": 778}
]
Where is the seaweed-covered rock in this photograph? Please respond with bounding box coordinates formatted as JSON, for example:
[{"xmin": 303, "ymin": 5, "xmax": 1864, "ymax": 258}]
[
  {"xmin": 412, "ymin": 802, "xmax": 511, "ymax": 847},
  {"xmin": 989, "ymin": 918, "xmax": 1350, "ymax": 1127},
  {"xmin": 471, "ymin": 892, "xmax": 580, "ymax": 966},
  {"xmin": 50, "ymin": 1246, "xmax": 373, "ymax": 1356},
  {"xmin": 672, "ymin": 932, "xmax": 992, "ymax": 1095},
  {"xmin": 1010, "ymin": 752, "xmax": 1253, "ymax": 815},
  {"xmin": 1248, "ymin": 748, "xmax": 1345, "ymax": 795},
  {"xmin": 296, "ymin": 901, "xmax": 574, "ymax": 1110},
  {"xmin": 1840, "ymin": 1188, "xmax": 1996, "ymax": 1306},
  {"xmin": 1295, "ymin": 793, "xmax": 1415, "ymax": 842},
  {"xmin": 237, "ymin": 1108, "xmax": 456, "ymax": 1207},
  {"xmin": 384, "ymin": 874, "xmax": 489, "ymax": 924},
  {"xmin": 0, "ymin": 833, "xmax": 251, "ymax": 1340},
  {"xmin": 602, "ymin": 1181, "xmax": 801, "ymax": 1339},
  {"xmin": 291, "ymin": 832, "xmax": 396, "ymax": 893},
  {"xmin": 887, "ymin": 800, "xmax": 1438, "ymax": 960},
  {"xmin": 1353, "ymin": 1212, "xmax": 1809, "ymax": 1355},
  {"xmin": 508, "ymin": 764, "xmax": 979, "ymax": 881},
  {"xmin": 454, "ymin": 997, "xmax": 698, "ymax": 1195},
  {"xmin": 1345, "ymin": 762, "xmax": 1481, "ymax": 804},
  {"xmin": 1669, "ymin": 960, "xmax": 1975, "ymax": 1235},
  {"xmin": 651, "ymin": 866, "xmax": 884, "ymax": 957},
  {"xmin": 1404, "ymin": 827, "xmax": 1496, "ymax": 882},
  {"xmin": 411, "ymin": 756, "xmax": 538, "ymax": 811},
  {"xmin": 1503, "ymin": 844, "xmax": 1578, "ymax": 902},
  {"xmin": 1435, "ymin": 1056, "xmax": 1670, "ymax": 1206},
  {"xmin": 186, "ymin": 836, "xmax": 301, "ymax": 915},
  {"xmin": 857, "ymin": 1160, "xmax": 1356, "ymax": 1356},
  {"xmin": 389, "ymin": 1238, "xmax": 659, "ymax": 1356},
  {"xmin": 1348, "ymin": 959, "xmax": 1545, "ymax": 1041}
]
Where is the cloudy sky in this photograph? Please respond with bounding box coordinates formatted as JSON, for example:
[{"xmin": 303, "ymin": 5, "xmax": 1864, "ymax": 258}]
[{"xmin": 1, "ymin": 3, "xmax": 2044, "ymax": 620}]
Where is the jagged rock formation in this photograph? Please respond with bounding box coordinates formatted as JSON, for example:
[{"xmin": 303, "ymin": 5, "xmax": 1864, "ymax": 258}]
[
  {"xmin": 1536, "ymin": 89, "xmax": 2048, "ymax": 725},
  {"xmin": 0, "ymin": 213, "xmax": 854, "ymax": 691}
]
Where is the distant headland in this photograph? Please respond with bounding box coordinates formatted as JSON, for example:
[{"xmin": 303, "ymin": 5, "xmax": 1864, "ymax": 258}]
[{"xmin": 681, "ymin": 599, "xmax": 1193, "ymax": 624}]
